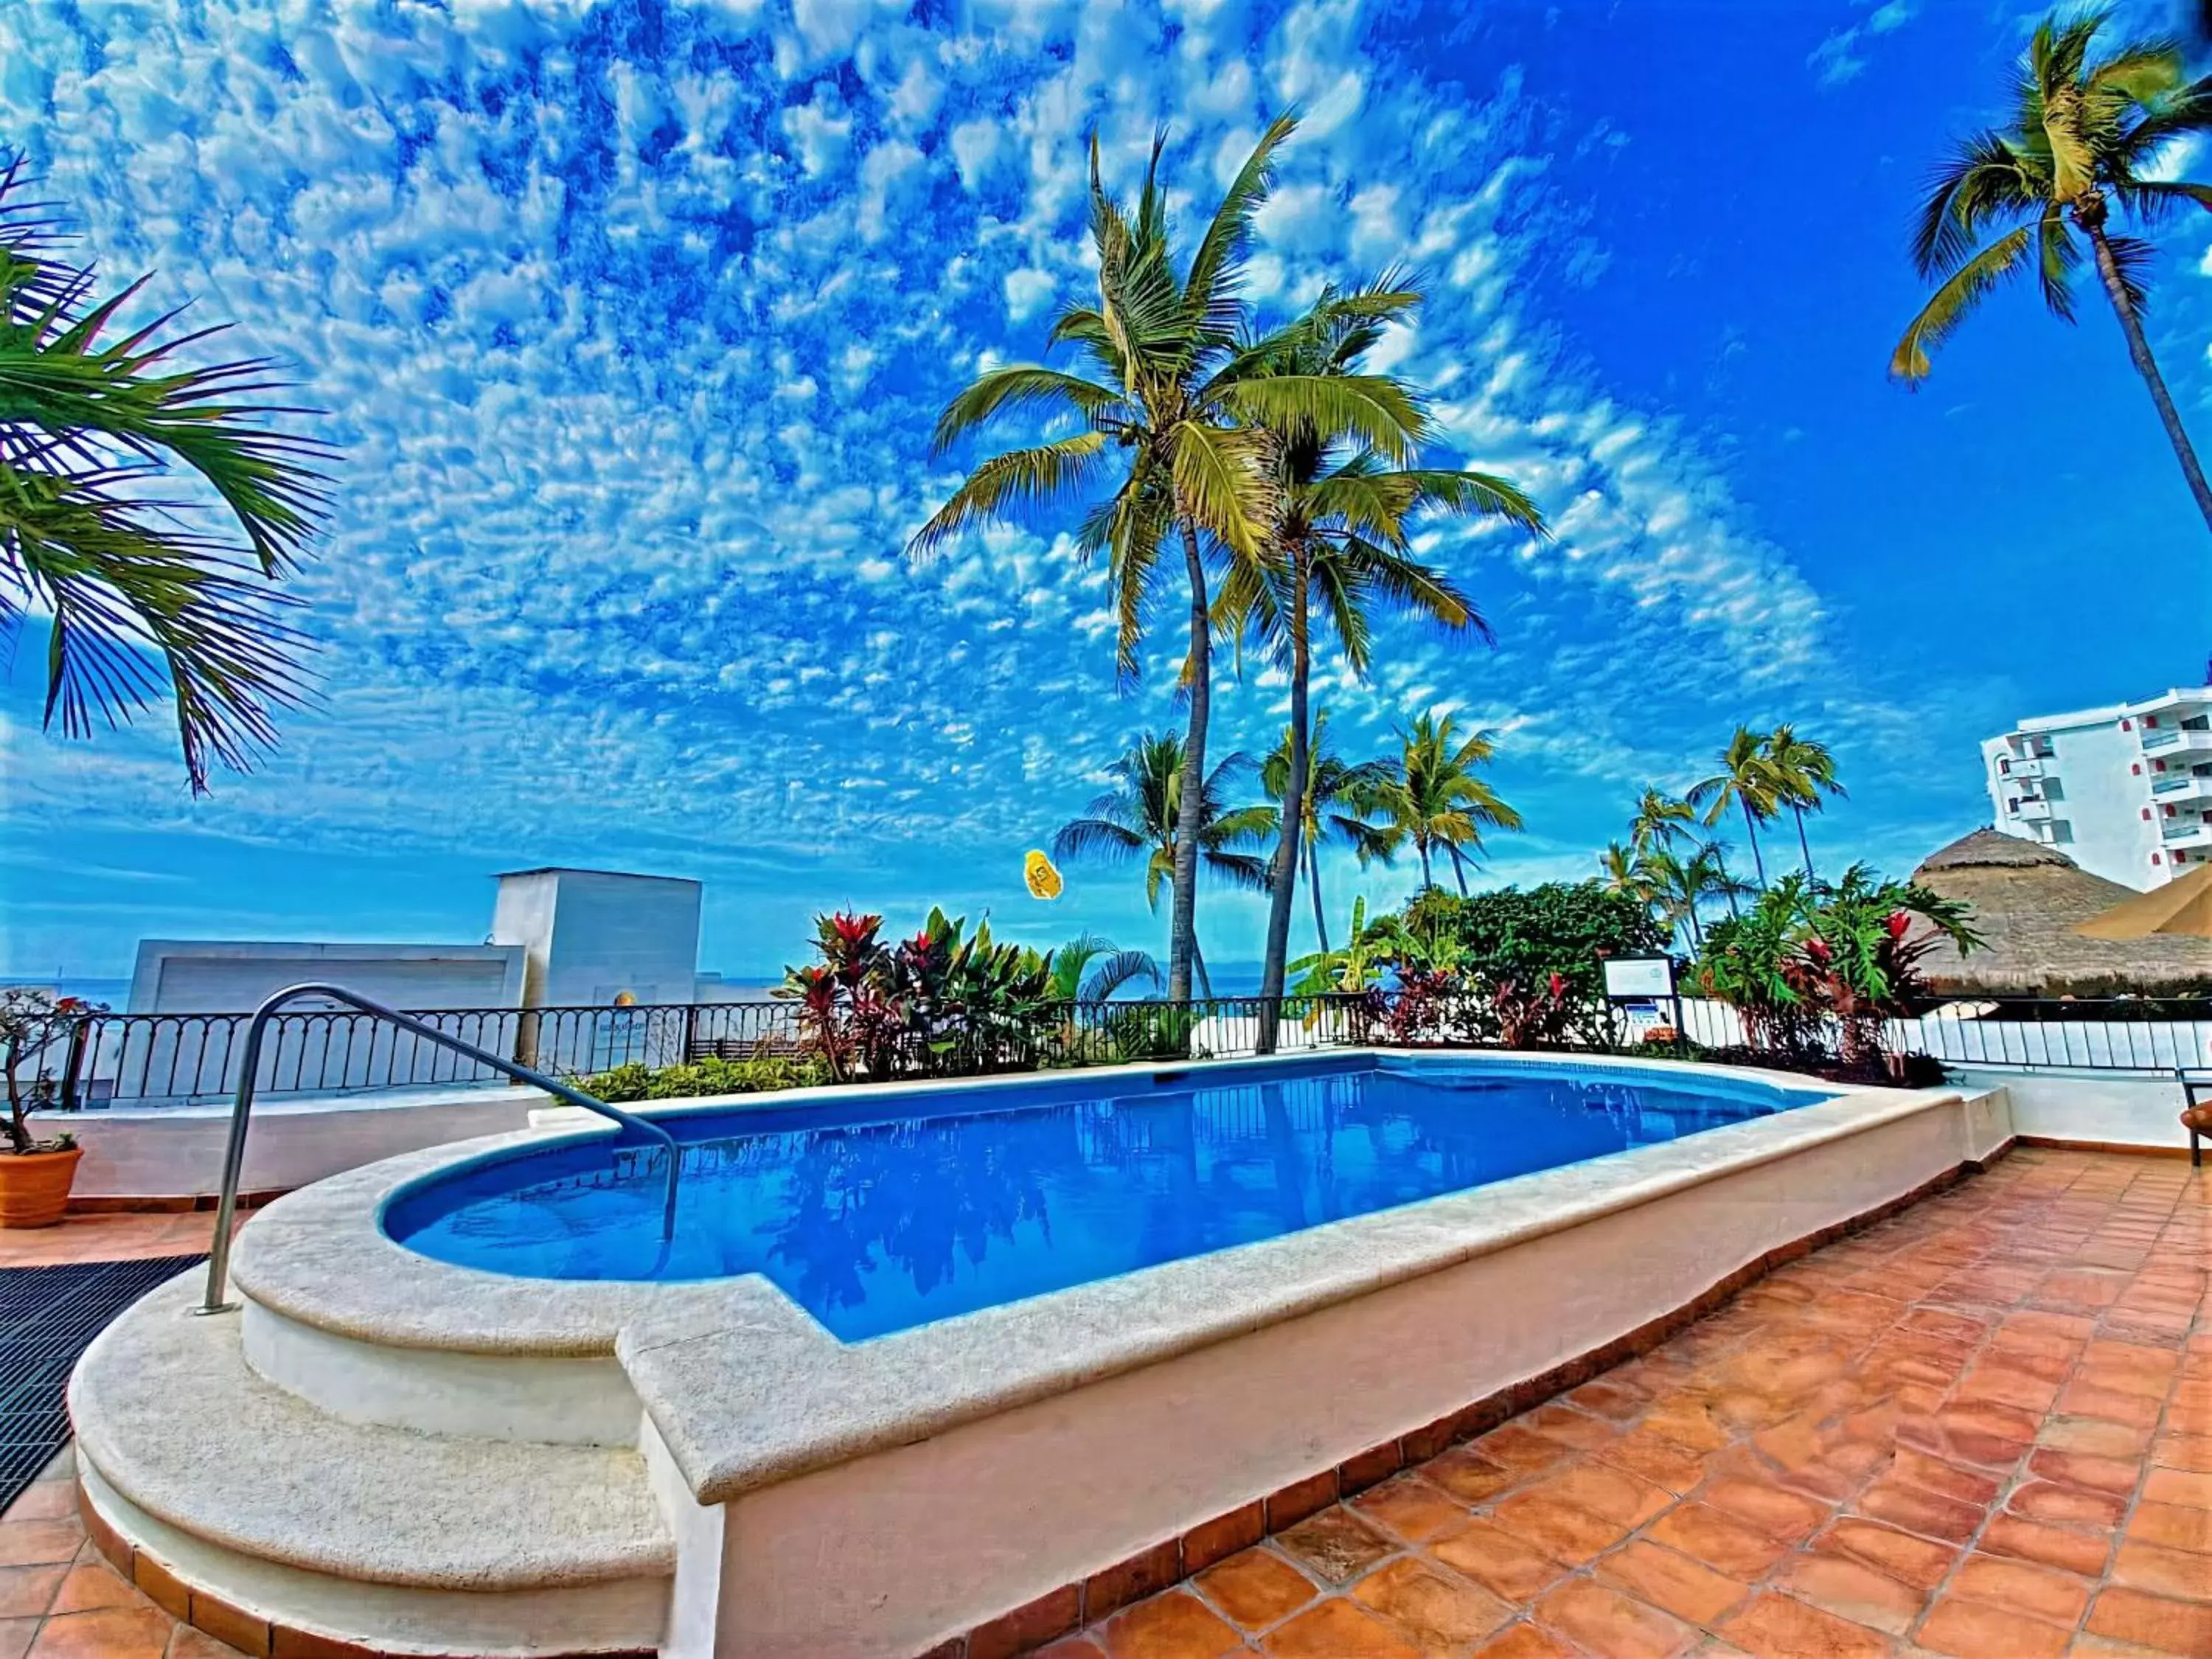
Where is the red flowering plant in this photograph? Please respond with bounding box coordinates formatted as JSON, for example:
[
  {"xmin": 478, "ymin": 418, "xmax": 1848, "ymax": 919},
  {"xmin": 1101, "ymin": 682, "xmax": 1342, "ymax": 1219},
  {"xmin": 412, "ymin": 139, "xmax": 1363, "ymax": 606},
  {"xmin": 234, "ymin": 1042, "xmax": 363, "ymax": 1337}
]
[
  {"xmin": 1490, "ymin": 972, "xmax": 1575, "ymax": 1051},
  {"xmin": 1695, "ymin": 868, "xmax": 1979, "ymax": 1077},
  {"xmin": 777, "ymin": 908, "xmax": 1056, "ymax": 1081}
]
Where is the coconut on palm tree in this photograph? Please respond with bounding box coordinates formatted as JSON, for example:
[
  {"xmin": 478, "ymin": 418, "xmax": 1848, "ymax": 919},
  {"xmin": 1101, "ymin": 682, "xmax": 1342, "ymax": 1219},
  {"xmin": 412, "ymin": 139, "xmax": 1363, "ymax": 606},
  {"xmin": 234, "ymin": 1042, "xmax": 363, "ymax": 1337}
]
[
  {"xmin": 1688, "ymin": 726, "xmax": 1783, "ymax": 890},
  {"xmin": 912, "ymin": 116, "xmax": 1420, "ymax": 1001},
  {"xmin": 1216, "ymin": 284, "xmax": 1545, "ymax": 1048},
  {"xmin": 1893, "ymin": 10, "xmax": 2212, "ymax": 532},
  {"xmin": 1376, "ymin": 712, "xmax": 1523, "ymax": 894},
  {"xmin": 1259, "ymin": 710, "xmax": 1399, "ymax": 959},
  {"xmin": 1, "ymin": 153, "xmax": 330, "ymax": 791},
  {"xmin": 1764, "ymin": 725, "xmax": 1845, "ymax": 879},
  {"xmin": 1051, "ymin": 732, "xmax": 1273, "ymax": 997}
]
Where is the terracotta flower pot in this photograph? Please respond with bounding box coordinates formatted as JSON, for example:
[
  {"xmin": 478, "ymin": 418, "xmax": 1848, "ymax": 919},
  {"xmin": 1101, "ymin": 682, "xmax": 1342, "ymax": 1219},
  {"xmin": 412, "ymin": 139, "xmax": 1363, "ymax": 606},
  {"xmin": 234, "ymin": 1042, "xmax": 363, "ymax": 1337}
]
[{"xmin": 0, "ymin": 1146, "xmax": 82, "ymax": 1228}]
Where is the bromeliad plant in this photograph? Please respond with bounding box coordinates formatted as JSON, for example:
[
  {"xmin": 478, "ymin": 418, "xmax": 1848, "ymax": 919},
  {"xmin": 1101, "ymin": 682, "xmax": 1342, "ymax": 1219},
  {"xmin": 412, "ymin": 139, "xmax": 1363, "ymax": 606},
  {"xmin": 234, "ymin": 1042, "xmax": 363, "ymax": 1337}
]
[{"xmin": 1695, "ymin": 867, "xmax": 1980, "ymax": 1071}]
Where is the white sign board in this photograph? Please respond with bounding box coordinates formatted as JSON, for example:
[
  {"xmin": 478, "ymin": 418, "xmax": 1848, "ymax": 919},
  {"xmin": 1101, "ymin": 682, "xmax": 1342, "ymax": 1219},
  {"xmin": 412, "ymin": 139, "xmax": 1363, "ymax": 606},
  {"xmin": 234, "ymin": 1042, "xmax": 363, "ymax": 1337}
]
[{"xmin": 1602, "ymin": 957, "xmax": 1677, "ymax": 1000}]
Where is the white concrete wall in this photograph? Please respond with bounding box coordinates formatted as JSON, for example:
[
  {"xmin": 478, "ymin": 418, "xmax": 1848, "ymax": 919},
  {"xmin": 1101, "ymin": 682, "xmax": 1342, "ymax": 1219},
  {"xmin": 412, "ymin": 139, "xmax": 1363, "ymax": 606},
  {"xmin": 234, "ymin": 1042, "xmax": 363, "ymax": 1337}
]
[
  {"xmin": 707, "ymin": 1095, "xmax": 2005, "ymax": 1659},
  {"xmin": 57, "ymin": 1085, "xmax": 549, "ymax": 1200},
  {"xmin": 492, "ymin": 869, "xmax": 702, "ymax": 1010},
  {"xmin": 1949, "ymin": 1067, "xmax": 2194, "ymax": 1151},
  {"xmin": 129, "ymin": 942, "xmax": 526, "ymax": 1015}
]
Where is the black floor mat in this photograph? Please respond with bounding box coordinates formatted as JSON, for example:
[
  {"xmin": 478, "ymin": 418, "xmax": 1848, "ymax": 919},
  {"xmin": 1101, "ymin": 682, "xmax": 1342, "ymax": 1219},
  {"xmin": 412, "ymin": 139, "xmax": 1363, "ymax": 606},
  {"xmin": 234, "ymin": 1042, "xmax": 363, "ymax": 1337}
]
[{"xmin": 0, "ymin": 1254, "xmax": 206, "ymax": 1513}]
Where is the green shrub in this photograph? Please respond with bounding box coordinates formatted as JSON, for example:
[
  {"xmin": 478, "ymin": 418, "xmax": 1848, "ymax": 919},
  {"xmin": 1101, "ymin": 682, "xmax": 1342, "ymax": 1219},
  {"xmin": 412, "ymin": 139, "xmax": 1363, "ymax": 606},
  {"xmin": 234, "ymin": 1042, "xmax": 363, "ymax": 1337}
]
[{"xmin": 585, "ymin": 1055, "xmax": 828, "ymax": 1102}]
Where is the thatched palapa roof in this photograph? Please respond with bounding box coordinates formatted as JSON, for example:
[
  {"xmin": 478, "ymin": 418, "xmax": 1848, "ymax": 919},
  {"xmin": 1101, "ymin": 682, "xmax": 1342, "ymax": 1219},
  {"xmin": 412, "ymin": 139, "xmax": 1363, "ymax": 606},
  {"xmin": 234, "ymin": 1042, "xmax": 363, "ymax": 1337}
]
[{"xmin": 1907, "ymin": 828, "xmax": 2212, "ymax": 996}]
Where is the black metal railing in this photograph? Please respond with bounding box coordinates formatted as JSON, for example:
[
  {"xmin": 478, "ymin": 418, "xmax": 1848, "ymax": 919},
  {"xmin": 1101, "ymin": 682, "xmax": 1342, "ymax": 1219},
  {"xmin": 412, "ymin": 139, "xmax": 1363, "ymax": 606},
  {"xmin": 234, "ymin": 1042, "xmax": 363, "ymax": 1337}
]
[{"xmin": 14, "ymin": 988, "xmax": 2212, "ymax": 1110}]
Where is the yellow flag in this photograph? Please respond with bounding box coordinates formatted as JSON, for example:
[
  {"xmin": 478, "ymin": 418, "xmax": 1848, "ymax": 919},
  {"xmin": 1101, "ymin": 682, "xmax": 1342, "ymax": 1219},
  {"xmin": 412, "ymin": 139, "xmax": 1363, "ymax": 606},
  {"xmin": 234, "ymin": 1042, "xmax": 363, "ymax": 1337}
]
[{"xmin": 1023, "ymin": 850, "xmax": 1063, "ymax": 900}]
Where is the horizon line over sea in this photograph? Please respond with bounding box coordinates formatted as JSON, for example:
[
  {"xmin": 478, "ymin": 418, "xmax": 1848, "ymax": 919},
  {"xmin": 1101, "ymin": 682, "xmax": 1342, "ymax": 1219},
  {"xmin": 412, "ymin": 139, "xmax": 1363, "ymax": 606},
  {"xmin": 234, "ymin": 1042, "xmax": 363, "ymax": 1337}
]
[{"xmin": 2, "ymin": 961, "xmax": 1272, "ymax": 1009}]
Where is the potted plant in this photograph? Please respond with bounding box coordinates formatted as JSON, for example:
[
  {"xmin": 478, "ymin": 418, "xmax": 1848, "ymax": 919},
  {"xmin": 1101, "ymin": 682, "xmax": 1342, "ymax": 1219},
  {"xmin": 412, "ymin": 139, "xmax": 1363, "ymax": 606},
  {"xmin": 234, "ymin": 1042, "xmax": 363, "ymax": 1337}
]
[{"xmin": 0, "ymin": 990, "xmax": 93, "ymax": 1226}]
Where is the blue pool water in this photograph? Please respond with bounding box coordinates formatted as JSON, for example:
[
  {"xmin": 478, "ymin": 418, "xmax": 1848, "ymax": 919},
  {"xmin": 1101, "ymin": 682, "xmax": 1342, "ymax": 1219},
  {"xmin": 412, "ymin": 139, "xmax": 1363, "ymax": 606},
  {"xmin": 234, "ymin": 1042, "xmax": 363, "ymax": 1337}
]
[{"xmin": 384, "ymin": 1055, "xmax": 1830, "ymax": 1342}]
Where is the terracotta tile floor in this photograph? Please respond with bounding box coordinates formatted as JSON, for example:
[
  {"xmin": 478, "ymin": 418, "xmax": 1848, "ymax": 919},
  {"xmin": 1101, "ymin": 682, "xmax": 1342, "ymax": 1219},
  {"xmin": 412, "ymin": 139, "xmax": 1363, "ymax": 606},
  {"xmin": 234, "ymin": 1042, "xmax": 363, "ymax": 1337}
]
[
  {"xmin": 0, "ymin": 1446, "xmax": 239, "ymax": 1658},
  {"xmin": 4, "ymin": 1151, "xmax": 2207, "ymax": 1659},
  {"xmin": 1054, "ymin": 1147, "xmax": 2212, "ymax": 1659},
  {"xmin": 0, "ymin": 1212, "xmax": 246, "ymax": 1657},
  {"xmin": 0, "ymin": 1211, "xmax": 232, "ymax": 1270}
]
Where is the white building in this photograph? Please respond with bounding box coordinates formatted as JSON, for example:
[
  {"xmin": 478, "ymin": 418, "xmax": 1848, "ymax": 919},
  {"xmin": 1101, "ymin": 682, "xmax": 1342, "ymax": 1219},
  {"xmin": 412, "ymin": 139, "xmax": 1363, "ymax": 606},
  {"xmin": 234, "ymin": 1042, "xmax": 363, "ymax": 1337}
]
[{"xmin": 1983, "ymin": 688, "xmax": 2212, "ymax": 890}]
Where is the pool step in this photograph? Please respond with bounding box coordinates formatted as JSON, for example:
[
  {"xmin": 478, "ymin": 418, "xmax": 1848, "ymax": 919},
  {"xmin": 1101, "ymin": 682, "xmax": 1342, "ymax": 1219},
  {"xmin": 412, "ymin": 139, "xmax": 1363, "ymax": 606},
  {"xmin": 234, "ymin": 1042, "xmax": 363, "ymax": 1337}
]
[{"xmin": 70, "ymin": 1272, "xmax": 672, "ymax": 1657}]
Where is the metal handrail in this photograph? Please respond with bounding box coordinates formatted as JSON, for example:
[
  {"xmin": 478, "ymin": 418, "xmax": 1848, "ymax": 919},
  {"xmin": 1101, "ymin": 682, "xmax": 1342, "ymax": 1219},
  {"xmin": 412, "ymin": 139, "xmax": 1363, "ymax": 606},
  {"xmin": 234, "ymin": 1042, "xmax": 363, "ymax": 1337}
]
[{"xmin": 197, "ymin": 983, "xmax": 683, "ymax": 1315}]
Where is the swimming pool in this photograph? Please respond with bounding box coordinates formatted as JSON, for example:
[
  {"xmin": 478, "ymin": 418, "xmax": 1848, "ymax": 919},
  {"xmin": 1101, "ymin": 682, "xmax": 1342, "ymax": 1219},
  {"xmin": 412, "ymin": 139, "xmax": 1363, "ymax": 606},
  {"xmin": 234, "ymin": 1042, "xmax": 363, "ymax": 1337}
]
[{"xmin": 385, "ymin": 1053, "xmax": 1832, "ymax": 1340}]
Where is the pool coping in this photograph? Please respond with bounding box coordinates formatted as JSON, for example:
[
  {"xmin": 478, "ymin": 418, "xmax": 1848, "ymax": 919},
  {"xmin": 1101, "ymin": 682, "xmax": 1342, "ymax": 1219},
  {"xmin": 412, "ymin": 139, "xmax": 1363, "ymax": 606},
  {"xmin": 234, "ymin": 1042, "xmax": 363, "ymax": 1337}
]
[{"xmin": 223, "ymin": 1048, "xmax": 1965, "ymax": 1504}]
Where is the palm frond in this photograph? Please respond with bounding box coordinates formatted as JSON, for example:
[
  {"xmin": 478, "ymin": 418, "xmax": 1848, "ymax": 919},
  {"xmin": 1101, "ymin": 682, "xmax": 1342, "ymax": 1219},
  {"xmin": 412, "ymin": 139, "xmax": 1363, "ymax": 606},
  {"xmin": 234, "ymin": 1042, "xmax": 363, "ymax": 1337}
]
[
  {"xmin": 928, "ymin": 366, "xmax": 1125, "ymax": 454},
  {"xmin": 1183, "ymin": 112, "xmax": 1298, "ymax": 335},
  {"xmin": 1891, "ymin": 226, "xmax": 2036, "ymax": 382},
  {"xmin": 906, "ymin": 432, "xmax": 1110, "ymax": 559}
]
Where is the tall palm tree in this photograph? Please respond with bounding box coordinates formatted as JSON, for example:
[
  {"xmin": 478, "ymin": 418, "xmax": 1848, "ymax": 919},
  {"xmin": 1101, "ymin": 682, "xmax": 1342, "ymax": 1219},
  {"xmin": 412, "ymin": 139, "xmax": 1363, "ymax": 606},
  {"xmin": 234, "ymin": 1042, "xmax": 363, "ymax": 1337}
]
[
  {"xmin": 1218, "ymin": 286, "xmax": 1544, "ymax": 1044},
  {"xmin": 1, "ymin": 154, "xmax": 330, "ymax": 790},
  {"xmin": 1764, "ymin": 725, "xmax": 1846, "ymax": 879},
  {"xmin": 912, "ymin": 116, "xmax": 1420, "ymax": 1001},
  {"xmin": 1893, "ymin": 11, "xmax": 2212, "ymax": 532},
  {"xmin": 1051, "ymin": 732, "xmax": 1273, "ymax": 997},
  {"xmin": 1629, "ymin": 788, "xmax": 1697, "ymax": 855},
  {"xmin": 1377, "ymin": 712, "xmax": 1523, "ymax": 894},
  {"xmin": 1259, "ymin": 709, "xmax": 1398, "ymax": 957},
  {"xmin": 1688, "ymin": 726, "xmax": 1783, "ymax": 889}
]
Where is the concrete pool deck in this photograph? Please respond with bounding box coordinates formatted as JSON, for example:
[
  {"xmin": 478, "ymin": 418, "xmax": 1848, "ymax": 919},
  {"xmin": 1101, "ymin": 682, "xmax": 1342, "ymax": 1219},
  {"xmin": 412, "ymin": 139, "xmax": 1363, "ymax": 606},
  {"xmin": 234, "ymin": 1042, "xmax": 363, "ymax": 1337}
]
[{"xmin": 10, "ymin": 1144, "xmax": 2207, "ymax": 1656}]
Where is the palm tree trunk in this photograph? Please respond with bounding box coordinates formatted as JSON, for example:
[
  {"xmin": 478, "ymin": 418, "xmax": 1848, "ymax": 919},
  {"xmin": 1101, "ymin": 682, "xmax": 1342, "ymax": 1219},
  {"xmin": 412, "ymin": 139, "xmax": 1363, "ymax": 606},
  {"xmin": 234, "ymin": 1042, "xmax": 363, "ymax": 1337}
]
[
  {"xmin": 1256, "ymin": 541, "xmax": 1311, "ymax": 1055},
  {"xmin": 1166, "ymin": 517, "xmax": 1211, "ymax": 1001},
  {"xmin": 1793, "ymin": 804, "xmax": 1815, "ymax": 881},
  {"xmin": 1448, "ymin": 844, "xmax": 1470, "ymax": 897},
  {"xmin": 1307, "ymin": 841, "xmax": 1331, "ymax": 956},
  {"xmin": 1417, "ymin": 839, "xmax": 1433, "ymax": 889},
  {"xmin": 1191, "ymin": 934, "xmax": 1214, "ymax": 1001},
  {"xmin": 2086, "ymin": 214, "xmax": 2212, "ymax": 536},
  {"xmin": 1739, "ymin": 799, "xmax": 1767, "ymax": 888}
]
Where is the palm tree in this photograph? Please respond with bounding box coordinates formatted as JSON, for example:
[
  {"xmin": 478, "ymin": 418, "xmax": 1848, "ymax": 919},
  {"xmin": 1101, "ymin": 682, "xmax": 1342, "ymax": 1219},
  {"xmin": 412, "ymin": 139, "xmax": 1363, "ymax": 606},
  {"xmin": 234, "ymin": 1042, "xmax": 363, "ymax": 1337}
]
[
  {"xmin": 1629, "ymin": 788, "xmax": 1697, "ymax": 855},
  {"xmin": 1051, "ymin": 732, "xmax": 1273, "ymax": 997},
  {"xmin": 1, "ymin": 154, "xmax": 330, "ymax": 790},
  {"xmin": 1219, "ymin": 289, "xmax": 1545, "ymax": 1044},
  {"xmin": 1259, "ymin": 710, "xmax": 1398, "ymax": 957},
  {"xmin": 1764, "ymin": 725, "xmax": 1846, "ymax": 880},
  {"xmin": 1688, "ymin": 726, "xmax": 1783, "ymax": 889},
  {"xmin": 1044, "ymin": 934, "xmax": 1160, "ymax": 1002},
  {"xmin": 1893, "ymin": 11, "xmax": 2212, "ymax": 532},
  {"xmin": 912, "ymin": 116, "xmax": 1421, "ymax": 1001},
  {"xmin": 1377, "ymin": 712, "xmax": 1523, "ymax": 894}
]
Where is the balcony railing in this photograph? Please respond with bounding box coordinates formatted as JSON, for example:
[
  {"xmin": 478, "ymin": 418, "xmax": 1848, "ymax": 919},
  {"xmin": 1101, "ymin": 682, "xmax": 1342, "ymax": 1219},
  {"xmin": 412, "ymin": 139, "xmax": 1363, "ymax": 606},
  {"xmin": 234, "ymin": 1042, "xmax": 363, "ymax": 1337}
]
[{"xmin": 16, "ymin": 988, "xmax": 2212, "ymax": 1113}]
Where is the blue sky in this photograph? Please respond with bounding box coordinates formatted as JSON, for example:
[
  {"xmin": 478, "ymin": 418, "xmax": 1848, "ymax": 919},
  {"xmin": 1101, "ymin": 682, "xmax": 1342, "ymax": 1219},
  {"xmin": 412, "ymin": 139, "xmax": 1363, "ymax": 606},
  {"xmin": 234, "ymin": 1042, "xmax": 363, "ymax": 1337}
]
[{"xmin": 3, "ymin": 0, "xmax": 2206, "ymax": 984}]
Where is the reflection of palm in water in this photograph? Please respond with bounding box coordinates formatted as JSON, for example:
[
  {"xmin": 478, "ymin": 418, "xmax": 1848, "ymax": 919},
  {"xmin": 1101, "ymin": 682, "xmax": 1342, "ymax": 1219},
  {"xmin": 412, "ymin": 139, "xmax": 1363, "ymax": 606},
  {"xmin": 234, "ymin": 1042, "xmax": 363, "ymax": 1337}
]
[{"xmin": 767, "ymin": 1112, "xmax": 1068, "ymax": 1312}]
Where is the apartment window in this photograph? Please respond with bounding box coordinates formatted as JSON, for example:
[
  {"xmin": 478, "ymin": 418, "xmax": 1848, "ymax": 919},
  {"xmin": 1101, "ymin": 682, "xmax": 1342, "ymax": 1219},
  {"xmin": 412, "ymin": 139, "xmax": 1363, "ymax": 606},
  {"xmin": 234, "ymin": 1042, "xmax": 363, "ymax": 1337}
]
[
  {"xmin": 2145, "ymin": 807, "xmax": 2155, "ymax": 819},
  {"xmin": 2188, "ymin": 714, "xmax": 2211, "ymax": 731},
  {"xmin": 2146, "ymin": 715, "xmax": 2161, "ymax": 728},
  {"xmin": 2155, "ymin": 760, "xmax": 2168, "ymax": 773},
  {"xmin": 2135, "ymin": 762, "xmax": 2144, "ymax": 775},
  {"xmin": 1999, "ymin": 758, "xmax": 2012, "ymax": 776},
  {"xmin": 2124, "ymin": 719, "xmax": 2134, "ymax": 731},
  {"xmin": 2154, "ymin": 852, "xmax": 2164, "ymax": 865},
  {"xmin": 2008, "ymin": 798, "xmax": 2020, "ymax": 815}
]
